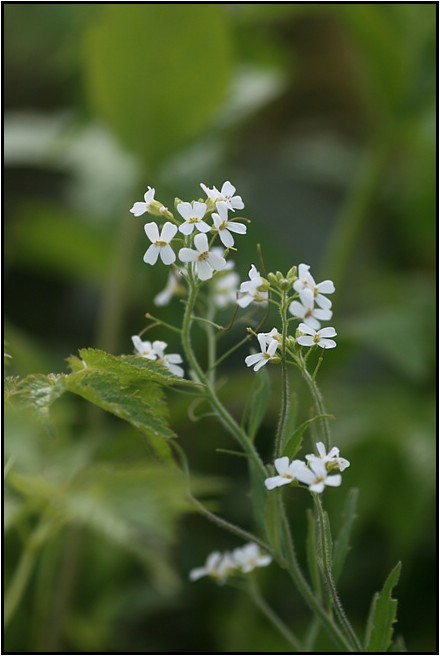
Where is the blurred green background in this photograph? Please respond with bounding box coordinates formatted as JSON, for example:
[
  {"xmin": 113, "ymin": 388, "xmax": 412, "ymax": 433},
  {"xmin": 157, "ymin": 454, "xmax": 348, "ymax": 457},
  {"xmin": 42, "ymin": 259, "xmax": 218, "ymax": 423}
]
[{"xmin": 4, "ymin": 4, "xmax": 436, "ymax": 653}]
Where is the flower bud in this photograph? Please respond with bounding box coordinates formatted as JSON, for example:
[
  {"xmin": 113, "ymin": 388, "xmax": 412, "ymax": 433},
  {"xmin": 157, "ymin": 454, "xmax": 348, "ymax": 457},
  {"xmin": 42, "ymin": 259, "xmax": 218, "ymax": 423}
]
[{"xmin": 287, "ymin": 265, "xmax": 297, "ymax": 283}]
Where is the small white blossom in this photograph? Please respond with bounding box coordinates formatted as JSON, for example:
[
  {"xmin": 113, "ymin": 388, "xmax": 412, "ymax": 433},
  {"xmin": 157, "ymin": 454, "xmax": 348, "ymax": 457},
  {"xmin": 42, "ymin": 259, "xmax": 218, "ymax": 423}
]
[
  {"xmin": 130, "ymin": 186, "xmax": 156, "ymax": 217},
  {"xmin": 131, "ymin": 335, "xmax": 157, "ymax": 360},
  {"xmin": 152, "ymin": 340, "xmax": 184, "ymax": 378},
  {"xmin": 237, "ymin": 264, "xmax": 268, "ymax": 308},
  {"xmin": 232, "ymin": 543, "xmax": 272, "ymax": 573},
  {"xmin": 293, "ymin": 263, "xmax": 335, "ymax": 310},
  {"xmin": 212, "ymin": 201, "xmax": 247, "ymax": 248},
  {"xmin": 245, "ymin": 333, "xmax": 279, "ymax": 372},
  {"xmin": 154, "ymin": 269, "xmax": 185, "ymax": 306},
  {"xmin": 296, "ymin": 323, "xmax": 337, "ymax": 349},
  {"xmin": 264, "ymin": 456, "xmax": 303, "ymax": 490},
  {"xmin": 200, "ymin": 181, "xmax": 244, "ymax": 211},
  {"xmin": 289, "ymin": 288, "xmax": 332, "ymax": 330},
  {"xmin": 306, "ymin": 441, "xmax": 350, "ymax": 472},
  {"xmin": 177, "ymin": 201, "xmax": 211, "ymax": 235},
  {"xmin": 143, "ymin": 222, "xmax": 177, "ymax": 266},
  {"xmin": 213, "ymin": 271, "xmax": 240, "ymax": 308},
  {"xmin": 293, "ymin": 458, "xmax": 342, "ymax": 494},
  {"xmin": 178, "ymin": 233, "xmax": 226, "ymax": 281},
  {"xmin": 189, "ymin": 551, "xmax": 235, "ymax": 584},
  {"xmin": 261, "ymin": 327, "xmax": 281, "ymax": 346}
]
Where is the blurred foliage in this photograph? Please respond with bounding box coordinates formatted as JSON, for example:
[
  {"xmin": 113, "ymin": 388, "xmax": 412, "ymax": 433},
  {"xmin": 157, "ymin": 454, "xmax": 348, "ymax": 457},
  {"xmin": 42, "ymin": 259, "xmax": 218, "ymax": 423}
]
[{"xmin": 4, "ymin": 3, "xmax": 436, "ymax": 653}]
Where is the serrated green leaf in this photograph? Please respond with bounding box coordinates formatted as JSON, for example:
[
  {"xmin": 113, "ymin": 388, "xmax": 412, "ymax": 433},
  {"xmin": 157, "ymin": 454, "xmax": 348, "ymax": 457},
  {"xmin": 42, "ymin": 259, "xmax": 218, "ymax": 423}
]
[
  {"xmin": 365, "ymin": 562, "xmax": 402, "ymax": 652},
  {"xmin": 12, "ymin": 373, "xmax": 66, "ymax": 421},
  {"xmin": 332, "ymin": 488, "xmax": 359, "ymax": 582},
  {"xmin": 66, "ymin": 349, "xmax": 186, "ymax": 461},
  {"xmin": 283, "ymin": 414, "xmax": 332, "ymax": 460},
  {"xmin": 247, "ymin": 365, "xmax": 271, "ymax": 442},
  {"xmin": 83, "ymin": 4, "xmax": 232, "ymax": 168}
]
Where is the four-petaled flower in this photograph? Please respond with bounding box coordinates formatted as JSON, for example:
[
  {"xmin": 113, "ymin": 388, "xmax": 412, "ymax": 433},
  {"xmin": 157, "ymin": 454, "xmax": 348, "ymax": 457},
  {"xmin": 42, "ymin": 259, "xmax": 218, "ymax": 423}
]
[
  {"xmin": 212, "ymin": 201, "xmax": 247, "ymax": 248},
  {"xmin": 200, "ymin": 181, "xmax": 244, "ymax": 211},
  {"xmin": 189, "ymin": 551, "xmax": 235, "ymax": 584},
  {"xmin": 151, "ymin": 340, "xmax": 184, "ymax": 378},
  {"xmin": 237, "ymin": 264, "xmax": 268, "ymax": 308},
  {"xmin": 296, "ymin": 323, "xmax": 337, "ymax": 349},
  {"xmin": 306, "ymin": 441, "xmax": 350, "ymax": 472},
  {"xmin": 293, "ymin": 458, "xmax": 342, "ymax": 493},
  {"xmin": 143, "ymin": 222, "xmax": 177, "ymax": 266},
  {"xmin": 289, "ymin": 288, "xmax": 332, "ymax": 329},
  {"xmin": 130, "ymin": 186, "xmax": 156, "ymax": 217},
  {"xmin": 245, "ymin": 333, "xmax": 279, "ymax": 372},
  {"xmin": 177, "ymin": 201, "xmax": 211, "ymax": 235},
  {"xmin": 131, "ymin": 335, "xmax": 157, "ymax": 360},
  {"xmin": 232, "ymin": 543, "xmax": 272, "ymax": 573},
  {"xmin": 293, "ymin": 263, "xmax": 335, "ymax": 310},
  {"xmin": 179, "ymin": 233, "xmax": 226, "ymax": 281},
  {"xmin": 264, "ymin": 456, "xmax": 302, "ymax": 490}
]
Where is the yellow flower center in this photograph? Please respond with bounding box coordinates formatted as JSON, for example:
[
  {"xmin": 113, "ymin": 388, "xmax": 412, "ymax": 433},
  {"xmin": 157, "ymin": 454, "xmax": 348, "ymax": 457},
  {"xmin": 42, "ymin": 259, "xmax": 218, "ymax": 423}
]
[
  {"xmin": 155, "ymin": 240, "xmax": 167, "ymax": 247},
  {"xmin": 198, "ymin": 251, "xmax": 209, "ymax": 261}
]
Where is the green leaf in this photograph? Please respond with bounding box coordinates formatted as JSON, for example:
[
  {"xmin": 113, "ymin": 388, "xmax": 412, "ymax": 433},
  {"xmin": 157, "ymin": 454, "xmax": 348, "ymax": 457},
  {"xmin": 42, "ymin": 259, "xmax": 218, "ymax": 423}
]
[
  {"xmin": 306, "ymin": 508, "xmax": 322, "ymax": 597},
  {"xmin": 283, "ymin": 414, "xmax": 332, "ymax": 460},
  {"xmin": 247, "ymin": 365, "xmax": 271, "ymax": 442},
  {"xmin": 248, "ymin": 459, "xmax": 267, "ymax": 536},
  {"xmin": 365, "ymin": 562, "xmax": 402, "ymax": 652},
  {"xmin": 332, "ymin": 488, "xmax": 359, "ymax": 582},
  {"xmin": 83, "ymin": 4, "xmax": 232, "ymax": 168},
  {"xmin": 66, "ymin": 349, "xmax": 193, "ymax": 461},
  {"xmin": 12, "ymin": 373, "xmax": 66, "ymax": 422},
  {"xmin": 263, "ymin": 489, "xmax": 283, "ymax": 559}
]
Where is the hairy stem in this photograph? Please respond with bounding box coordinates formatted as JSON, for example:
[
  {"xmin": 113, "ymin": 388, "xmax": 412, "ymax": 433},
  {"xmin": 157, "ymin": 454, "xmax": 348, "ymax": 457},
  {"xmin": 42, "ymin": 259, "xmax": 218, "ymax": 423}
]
[{"xmin": 274, "ymin": 290, "xmax": 290, "ymax": 457}]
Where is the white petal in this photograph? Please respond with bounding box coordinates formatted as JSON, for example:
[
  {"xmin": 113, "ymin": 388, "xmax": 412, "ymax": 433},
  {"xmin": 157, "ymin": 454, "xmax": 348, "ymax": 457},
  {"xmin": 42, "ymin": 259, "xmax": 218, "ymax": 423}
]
[
  {"xmin": 309, "ymin": 482, "xmax": 325, "ymax": 493},
  {"xmin": 237, "ymin": 294, "xmax": 253, "ymax": 308},
  {"xmin": 193, "ymin": 201, "xmax": 207, "ymax": 218},
  {"xmin": 297, "ymin": 336, "xmax": 315, "ymax": 347},
  {"xmin": 245, "ymin": 353, "xmax": 262, "ymax": 367},
  {"xmin": 293, "ymin": 464, "xmax": 316, "ymax": 486},
  {"xmin": 257, "ymin": 333, "xmax": 267, "ymax": 352},
  {"xmin": 299, "ymin": 288, "xmax": 314, "ymax": 309},
  {"xmin": 165, "ymin": 353, "xmax": 183, "ymax": 364},
  {"xmin": 160, "ymin": 221, "xmax": 177, "ymax": 243},
  {"xmin": 159, "ymin": 245, "xmax": 176, "ymax": 265},
  {"xmin": 267, "ymin": 339, "xmax": 278, "ymax": 357},
  {"xmin": 298, "ymin": 322, "xmax": 314, "ymax": 336},
  {"xmin": 298, "ymin": 263, "xmax": 311, "ymax": 278},
  {"xmin": 196, "ymin": 220, "xmax": 211, "ymax": 233},
  {"xmin": 189, "ymin": 567, "xmax": 207, "ymax": 581},
  {"xmin": 309, "ymin": 459, "xmax": 327, "ymax": 478},
  {"xmin": 144, "ymin": 222, "xmax": 159, "ymax": 243},
  {"xmin": 196, "ymin": 259, "xmax": 213, "ymax": 281},
  {"xmin": 178, "ymin": 247, "xmax": 197, "ymax": 263},
  {"xmin": 176, "ymin": 202, "xmax": 193, "ymax": 220},
  {"xmin": 265, "ymin": 475, "xmax": 289, "ymax": 490},
  {"xmin": 289, "ymin": 301, "xmax": 306, "ymax": 318},
  {"xmin": 154, "ymin": 288, "xmax": 173, "ymax": 306},
  {"xmin": 143, "ymin": 244, "xmax": 159, "ymax": 265},
  {"xmin": 316, "ymin": 442, "xmax": 327, "ymax": 457},
  {"xmin": 194, "ymin": 232, "xmax": 209, "ymax": 253},
  {"xmin": 130, "ymin": 202, "xmax": 147, "ymax": 216},
  {"xmin": 317, "ymin": 280, "xmax": 335, "ymax": 294},
  {"xmin": 325, "ymin": 474, "xmax": 342, "ymax": 487},
  {"xmin": 319, "ymin": 338, "xmax": 336, "ymax": 349},
  {"xmin": 231, "ymin": 197, "xmax": 244, "ymax": 210},
  {"xmin": 167, "ymin": 363, "xmax": 184, "ymax": 377},
  {"xmin": 253, "ymin": 358, "xmax": 268, "ymax": 371},
  {"xmin": 319, "ymin": 327, "xmax": 337, "ymax": 338},
  {"xmin": 219, "ymin": 229, "xmax": 234, "ymax": 248},
  {"xmin": 131, "ymin": 335, "xmax": 145, "ymax": 353},
  {"xmin": 314, "ymin": 308, "xmax": 333, "ymax": 321},
  {"xmin": 315, "ymin": 294, "xmax": 332, "ymax": 310},
  {"xmin": 227, "ymin": 221, "xmax": 247, "ymax": 235},
  {"xmin": 338, "ymin": 458, "xmax": 350, "ymax": 471},
  {"xmin": 144, "ymin": 187, "xmax": 155, "ymax": 203},
  {"xmin": 303, "ymin": 316, "xmax": 321, "ymax": 330},
  {"xmin": 274, "ymin": 457, "xmax": 290, "ymax": 475},
  {"xmin": 179, "ymin": 221, "xmax": 195, "ymax": 235},
  {"xmin": 220, "ymin": 181, "xmax": 236, "ymax": 197},
  {"xmin": 208, "ymin": 252, "xmax": 226, "ymax": 271},
  {"xmin": 215, "ymin": 200, "xmax": 229, "ymax": 220}
]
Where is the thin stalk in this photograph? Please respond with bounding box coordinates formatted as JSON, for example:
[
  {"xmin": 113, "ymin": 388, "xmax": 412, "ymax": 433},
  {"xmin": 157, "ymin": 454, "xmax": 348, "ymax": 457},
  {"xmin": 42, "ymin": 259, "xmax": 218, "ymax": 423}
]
[
  {"xmin": 314, "ymin": 496, "xmax": 362, "ymax": 652},
  {"xmin": 247, "ymin": 576, "xmax": 303, "ymax": 652},
  {"xmin": 275, "ymin": 290, "xmax": 290, "ymax": 457},
  {"xmin": 298, "ymin": 355, "xmax": 331, "ymax": 450},
  {"xmin": 205, "ymin": 298, "xmax": 217, "ymax": 387}
]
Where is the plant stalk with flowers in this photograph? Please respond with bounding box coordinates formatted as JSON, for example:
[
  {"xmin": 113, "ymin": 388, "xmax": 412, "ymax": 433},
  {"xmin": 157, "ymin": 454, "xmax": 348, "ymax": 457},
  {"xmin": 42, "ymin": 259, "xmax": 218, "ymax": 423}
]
[{"xmin": 127, "ymin": 181, "xmax": 401, "ymax": 653}]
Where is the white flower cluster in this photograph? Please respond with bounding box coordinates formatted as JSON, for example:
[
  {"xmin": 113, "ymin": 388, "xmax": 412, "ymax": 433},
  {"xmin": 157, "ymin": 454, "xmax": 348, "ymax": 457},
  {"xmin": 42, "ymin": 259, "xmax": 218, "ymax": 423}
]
[
  {"xmin": 189, "ymin": 542, "xmax": 272, "ymax": 584},
  {"xmin": 130, "ymin": 182, "xmax": 247, "ymax": 282},
  {"xmin": 131, "ymin": 335, "xmax": 184, "ymax": 378},
  {"xmin": 265, "ymin": 442, "xmax": 350, "ymax": 494}
]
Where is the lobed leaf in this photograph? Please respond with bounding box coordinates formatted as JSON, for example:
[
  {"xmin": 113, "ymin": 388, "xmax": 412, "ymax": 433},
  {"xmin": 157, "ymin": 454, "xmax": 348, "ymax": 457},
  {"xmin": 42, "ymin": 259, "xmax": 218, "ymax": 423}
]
[{"xmin": 365, "ymin": 562, "xmax": 402, "ymax": 652}]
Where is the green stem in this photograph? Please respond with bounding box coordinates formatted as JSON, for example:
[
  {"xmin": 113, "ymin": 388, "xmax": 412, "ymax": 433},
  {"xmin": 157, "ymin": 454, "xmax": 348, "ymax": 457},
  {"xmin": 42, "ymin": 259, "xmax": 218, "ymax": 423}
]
[
  {"xmin": 275, "ymin": 290, "xmax": 290, "ymax": 457},
  {"xmin": 314, "ymin": 496, "xmax": 362, "ymax": 652},
  {"xmin": 298, "ymin": 355, "xmax": 331, "ymax": 450},
  {"xmin": 205, "ymin": 298, "xmax": 217, "ymax": 387},
  {"xmin": 247, "ymin": 576, "xmax": 303, "ymax": 652}
]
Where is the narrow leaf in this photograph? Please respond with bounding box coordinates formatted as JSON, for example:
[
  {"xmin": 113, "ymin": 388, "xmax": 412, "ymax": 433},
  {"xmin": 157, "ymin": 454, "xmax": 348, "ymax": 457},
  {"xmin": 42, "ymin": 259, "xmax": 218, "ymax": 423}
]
[
  {"xmin": 283, "ymin": 414, "xmax": 332, "ymax": 460},
  {"xmin": 306, "ymin": 508, "xmax": 322, "ymax": 597},
  {"xmin": 365, "ymin": 562, "xmax": 402, "ymax": 652},
  {"xmin": 263, "ymin": 489, "xmax": 283, "ymax": 558},
  {"xmin": 332, "ymin": 488, "xmax": 359, "ymax": 582}
]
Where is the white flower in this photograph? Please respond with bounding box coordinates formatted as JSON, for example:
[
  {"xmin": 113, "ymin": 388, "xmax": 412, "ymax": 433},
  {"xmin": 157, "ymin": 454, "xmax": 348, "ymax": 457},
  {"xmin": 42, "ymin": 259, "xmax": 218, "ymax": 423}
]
[
  {"xmin": 154, "ymin": 269, "xmax": 185, "ymax": 306},
  {"xmin": 261, "ymin": 327, "xmax": 281, "ymax": 346},
  {"xmin": 212, "ymin": 201, "xmax": 247, "ymax": 248},
  {"xmin": 143, "ymin": 222, "xmax": 177, "ymax": 266},
  {"xmin": 200, "ymin": 181, "xmax": 244, "ymax": 211},
  {"xmin": 131, "ymin": 335, "xmax": 157, "ymax": 360},
  {"xmin": 306, "ymin": 441, "xmax": 350, "ymax": 472},
  {"xmin": 232, "ymin": 543, "xmax": 272, "ymax": 573},
  {"xmin": 151, "ymin": 340, "xmax": 184, "ymax": 378},
  {"xmin": 293, "ymin": 263, "xmax": 335, "ymax": 310},
  {"xmin": 237, "ymin": 264, "xmax": 268, "ymax": 308},
  {"xmin": 177, "ymin": 201, "xmax": 211, "ymax": 235},
  {"xmin": 178, "ymin": 233, "xmax": 226, "ymax": 281},
  {"xmin": 189, "ymin": 551, "xmax": 236, "ymax": 584},
  {"xmin": 293, "ymin": 458, "xmax": 342, "ymax": 494},
  {"xmin": 245, "ymin": 333, "xmax": 279, "ymax": 372},
  {"xmin": 296, "ymin": 323, "xmax": 337, "ymax": 349},
  {"xmin": 289, "ymin": 288, "xmax": 332, "ymax": 330},
  {"xmin": 264, "ymin": 456, "xmax": 302, "ymax": 490},
  {"xmin": 130, "ymin": 186, "xmax": 156, "ymax": 217},
  {"xmin": 213, "ymin": 271, "xmax": 240, "ymax": 308}
]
